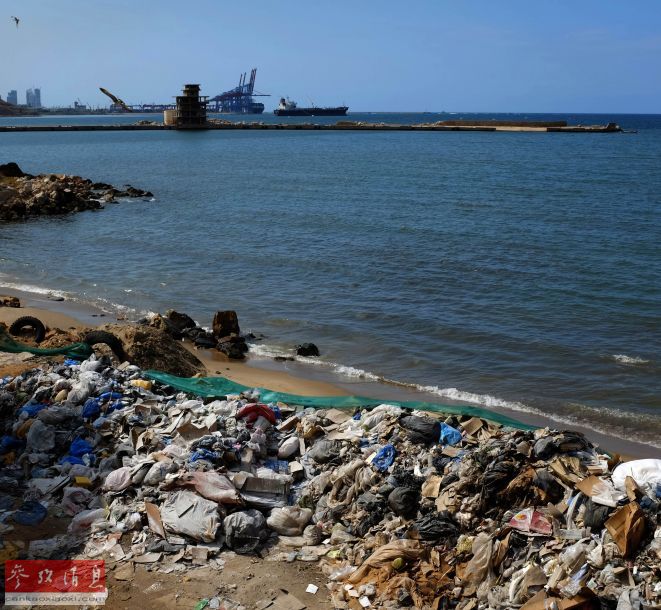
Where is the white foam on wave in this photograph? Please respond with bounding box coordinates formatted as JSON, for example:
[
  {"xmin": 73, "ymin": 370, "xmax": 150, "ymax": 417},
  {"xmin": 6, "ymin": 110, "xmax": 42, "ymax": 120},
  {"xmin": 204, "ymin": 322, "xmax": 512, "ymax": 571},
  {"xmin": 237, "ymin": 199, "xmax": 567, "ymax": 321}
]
[
  {"xmin": 0, "ymin": 279, "xmax": 67, "ymax": 300},
  {"xmin": 612, "ymin": 354, "xmax": 650, "ymax": 365}
]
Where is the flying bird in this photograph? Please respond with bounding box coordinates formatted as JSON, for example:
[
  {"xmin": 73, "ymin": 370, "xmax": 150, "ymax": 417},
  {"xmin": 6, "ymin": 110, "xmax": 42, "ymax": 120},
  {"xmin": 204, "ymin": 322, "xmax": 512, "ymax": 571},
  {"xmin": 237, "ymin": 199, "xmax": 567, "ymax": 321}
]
[{"xmin": 11, "ymin": 16, "xmax": 19, "ymax": 28}]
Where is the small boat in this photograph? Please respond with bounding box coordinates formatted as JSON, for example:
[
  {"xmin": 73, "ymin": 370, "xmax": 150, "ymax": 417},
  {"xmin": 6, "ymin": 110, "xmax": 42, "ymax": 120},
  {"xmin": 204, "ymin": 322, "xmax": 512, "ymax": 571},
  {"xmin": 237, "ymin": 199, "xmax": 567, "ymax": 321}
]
[{"xmin": 274, "ymin": 97, "xmax": 348, "ymax": 117}]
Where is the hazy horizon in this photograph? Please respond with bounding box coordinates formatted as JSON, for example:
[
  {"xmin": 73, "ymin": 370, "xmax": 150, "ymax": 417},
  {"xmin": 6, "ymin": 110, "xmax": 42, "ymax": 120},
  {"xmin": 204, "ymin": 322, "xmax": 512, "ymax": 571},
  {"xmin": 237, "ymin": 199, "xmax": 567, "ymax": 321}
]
[{"xmin": 2, "ymin": 0, "xmax": 660, "ymax": 113}]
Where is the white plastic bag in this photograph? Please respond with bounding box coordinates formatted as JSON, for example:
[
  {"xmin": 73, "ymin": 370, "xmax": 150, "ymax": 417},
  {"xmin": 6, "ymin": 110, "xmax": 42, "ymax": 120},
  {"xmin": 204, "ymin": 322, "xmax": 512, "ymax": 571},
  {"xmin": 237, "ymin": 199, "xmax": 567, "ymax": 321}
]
[{"xmin": 267, "ymin": 506, "xmax": 312, "ymax": 536}]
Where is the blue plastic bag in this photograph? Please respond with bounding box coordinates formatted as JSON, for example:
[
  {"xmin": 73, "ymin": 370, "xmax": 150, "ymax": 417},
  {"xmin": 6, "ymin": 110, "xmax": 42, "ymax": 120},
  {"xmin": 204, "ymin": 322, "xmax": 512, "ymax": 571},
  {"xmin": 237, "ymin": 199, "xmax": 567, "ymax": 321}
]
[
  {"xmin": 19, "ymin": 401, "xmax": 47, "ymax": 417},
  {"xmin": 372, "ymin": 444, "xmax": 396, "ymax": 472},
  {"xmin": 64, "ymin": 358, "xmax": 80, "ymax": 366},
  {"xmin": 439, "ymin": 422, "xmax": 462, "ymax": 446},
  {"xmin": 69, "ymin": 437, "xmax": 93, "ymax": 457},
  {"xmin": 13, "ymin": 500, "xmax": 48, "ymax": 526},
  {"xmin": 0, "ymin": 435, "xmax": 24, "ymax": 455},
  {"xmin": 82, "ymin": 398, "xmax": 101, "ymax": 420}
]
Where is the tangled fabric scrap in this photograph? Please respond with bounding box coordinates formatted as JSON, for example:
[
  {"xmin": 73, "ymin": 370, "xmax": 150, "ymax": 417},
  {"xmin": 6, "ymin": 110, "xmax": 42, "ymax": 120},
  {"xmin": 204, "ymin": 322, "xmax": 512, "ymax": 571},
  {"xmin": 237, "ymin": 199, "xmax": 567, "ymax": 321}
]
[{"xmin": 0, "ymin": 354, "xmax": 659, "ymax": 610}]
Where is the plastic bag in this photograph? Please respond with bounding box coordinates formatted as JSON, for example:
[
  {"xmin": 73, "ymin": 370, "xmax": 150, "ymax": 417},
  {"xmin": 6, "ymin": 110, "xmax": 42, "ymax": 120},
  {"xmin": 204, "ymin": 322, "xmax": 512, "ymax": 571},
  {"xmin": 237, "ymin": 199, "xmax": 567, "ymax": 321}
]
[
  {"xmin": 13, "ymin": 500, "xmax": 48, "ymax": 525},
  {"xmin": 175, "ymin": 471, "xmax": 243, "ymax": 505},
  {"xmin": 408, "ymin": 511, "xmax": 459, "ymax": 543},
  {"xmin": 267, "ymin": 506, "xmax": 312, "ymax": 536},
  {"xmin": 161, "ymin": 490, "xmax": 220, "ymax": 542},
  {"xmin": 103, "ymin": 466, "xmax": 133, "ymax": 492},
  {"xmin": 277, "ymin": 436, "xmax": 299, "ymax": 459},
  {"xmin": 26, "ymin": 419, "xmax": 55, "ymax": 452},
  {"xmin": 223, "ymin": 509, "xmax": 267, "ymax": 553},
  {"xmin": 372, "ymin": 444, "xmax": 396, "ymax": 472},
  {"xmin": 400, "ymin": 415, "xmax": 440, "ymax": 444},
  {"xmin": 388, "ymin": 487, "xmax": 420, "ymax": 518},
  {"xmin": 143, "ymin": 460, "xmax": 175, "ymax": 486},
  {"xmin": 439, "ymin": 422, "xmax": 462, "ymax": 446},
  {"xmin": 612, "ymin": 459, "xmax": 661, "ymax": 498}
]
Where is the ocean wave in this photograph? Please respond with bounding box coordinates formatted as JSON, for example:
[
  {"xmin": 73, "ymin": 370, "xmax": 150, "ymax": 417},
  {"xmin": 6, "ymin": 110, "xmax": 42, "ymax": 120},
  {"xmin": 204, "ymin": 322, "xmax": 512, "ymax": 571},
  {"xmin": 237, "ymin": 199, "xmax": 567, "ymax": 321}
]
[
  {"xmin": 611, "ymin": 354, "xmax": 650, "ymax": 365},
  {"xmin": 0, "ymin": 279, "xmax": 68, "ymax": 300},
  {"xmin": 0, "ymin": 278, "xmax": 156, "ymax": 320},
  {"xmin": 246, "ymin": 341, "xmax": 661, "ymax": 449}
]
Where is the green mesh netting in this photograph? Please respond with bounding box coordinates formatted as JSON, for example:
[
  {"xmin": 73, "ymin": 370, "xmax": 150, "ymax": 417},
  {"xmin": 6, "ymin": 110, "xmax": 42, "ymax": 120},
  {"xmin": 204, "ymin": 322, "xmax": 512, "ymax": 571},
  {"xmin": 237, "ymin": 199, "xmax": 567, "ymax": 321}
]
[
  {"xmin": 0, "ymin": 327, "xmax": 93, "ymax": 359},
  {"xmin": 144, "ymin": 370, "xmax": 533, "ymax": 430}
]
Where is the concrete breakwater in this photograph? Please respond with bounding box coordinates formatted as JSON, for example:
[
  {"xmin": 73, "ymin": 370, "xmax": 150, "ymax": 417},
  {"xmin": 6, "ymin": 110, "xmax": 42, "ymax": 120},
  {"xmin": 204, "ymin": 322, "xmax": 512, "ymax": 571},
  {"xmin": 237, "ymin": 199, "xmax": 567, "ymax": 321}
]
[{"xmin": 0, "ymin": 120, "xmax": 623, "ymax": 133}]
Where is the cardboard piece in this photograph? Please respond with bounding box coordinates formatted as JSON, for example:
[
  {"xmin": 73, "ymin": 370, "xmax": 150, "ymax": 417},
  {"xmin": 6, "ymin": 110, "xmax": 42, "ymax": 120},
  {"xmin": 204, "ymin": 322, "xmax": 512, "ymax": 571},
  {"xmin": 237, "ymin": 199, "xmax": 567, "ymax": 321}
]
[
  {"xmin": 421, "ymin": 475, "xmax": 443, "ymax": 498},
  {"xmin": 277, "ymin": 415, "xmax": 300, "ymax": 432},
  {"xmin": 605, "ymin": 502, "xmax": 646, "ymax": 557},
  {"xmin": 145, "ymin": 501, "xmax": 167, "ymax": 539},
  {"xmin": 520, "ymin": 590, "xmax": 595, "ymax": 610},
  {"xmin": 575, "ymin": 475, "xmax": 624, "ymax": 507},
  {"xmin": 269, "ymin": 589, "xmax": 306, "ymax": 610},
  {"xmin": 461, "ymin": 417, "xmax": 484, "ymax": 436}
]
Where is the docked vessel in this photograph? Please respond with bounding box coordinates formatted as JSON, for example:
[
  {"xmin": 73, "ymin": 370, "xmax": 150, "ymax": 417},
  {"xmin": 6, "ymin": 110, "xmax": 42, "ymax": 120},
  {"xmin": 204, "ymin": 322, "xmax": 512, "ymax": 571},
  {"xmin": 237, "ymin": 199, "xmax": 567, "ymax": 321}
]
[{"xmin": 274, "ymin": 97, "xmax": 348, "ymax": 116}]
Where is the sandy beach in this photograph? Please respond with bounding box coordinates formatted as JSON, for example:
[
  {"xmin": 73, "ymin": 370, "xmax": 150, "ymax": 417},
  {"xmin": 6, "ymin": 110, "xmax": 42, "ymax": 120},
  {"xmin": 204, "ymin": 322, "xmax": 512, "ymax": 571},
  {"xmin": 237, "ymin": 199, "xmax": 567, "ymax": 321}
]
[{"xmin": 0, "ymin": 285, "xmax": 656, "ymax": 459}]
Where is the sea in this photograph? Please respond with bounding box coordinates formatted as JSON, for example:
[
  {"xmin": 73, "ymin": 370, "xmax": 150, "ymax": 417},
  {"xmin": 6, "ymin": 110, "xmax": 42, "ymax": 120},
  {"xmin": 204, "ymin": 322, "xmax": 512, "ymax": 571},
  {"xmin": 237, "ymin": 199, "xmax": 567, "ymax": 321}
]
[{"xmin": 1, "ymin": 111, "xmax": 660, "ymax": 449}]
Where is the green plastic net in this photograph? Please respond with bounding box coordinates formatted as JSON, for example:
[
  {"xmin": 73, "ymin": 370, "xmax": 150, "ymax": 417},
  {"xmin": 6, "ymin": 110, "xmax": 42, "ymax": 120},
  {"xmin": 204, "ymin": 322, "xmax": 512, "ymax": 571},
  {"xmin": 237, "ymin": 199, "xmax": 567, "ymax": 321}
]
[
  {"xmin": 0, "ymin": 327, "xmax": 93, "ymax": 359},
  {"xmin": 144, "ymin": 370, "xmax": 533, "ymax": 430}
]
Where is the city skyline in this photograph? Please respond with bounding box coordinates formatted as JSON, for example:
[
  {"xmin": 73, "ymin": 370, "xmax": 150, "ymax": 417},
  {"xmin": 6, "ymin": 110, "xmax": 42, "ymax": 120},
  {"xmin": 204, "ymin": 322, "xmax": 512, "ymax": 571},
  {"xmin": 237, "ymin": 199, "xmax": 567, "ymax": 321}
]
[{"xmin": 1, "ymin": 0, "xmax": 661, "ymax": 112}]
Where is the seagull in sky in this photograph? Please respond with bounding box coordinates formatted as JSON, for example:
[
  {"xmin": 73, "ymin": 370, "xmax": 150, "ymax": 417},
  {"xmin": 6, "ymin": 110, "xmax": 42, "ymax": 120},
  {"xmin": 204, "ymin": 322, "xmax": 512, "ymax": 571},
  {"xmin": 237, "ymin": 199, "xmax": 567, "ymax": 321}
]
[{"xmin": 11, "ymin": 16, "xmax": 20, "ymax": 28}]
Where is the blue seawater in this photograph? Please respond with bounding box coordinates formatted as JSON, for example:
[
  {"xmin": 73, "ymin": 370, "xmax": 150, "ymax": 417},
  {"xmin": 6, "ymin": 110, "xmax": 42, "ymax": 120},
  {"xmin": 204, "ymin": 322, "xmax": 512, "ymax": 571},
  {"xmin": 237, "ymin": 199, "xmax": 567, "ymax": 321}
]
[{"xmin": 1, "ymin": 112, "xmax": 660, "ymax": 447}]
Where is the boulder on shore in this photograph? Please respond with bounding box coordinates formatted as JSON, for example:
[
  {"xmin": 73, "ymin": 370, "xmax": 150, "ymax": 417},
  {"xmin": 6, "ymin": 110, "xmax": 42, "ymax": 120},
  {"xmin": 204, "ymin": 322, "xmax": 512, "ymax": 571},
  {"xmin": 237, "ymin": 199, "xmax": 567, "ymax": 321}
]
[
  {"xmin": 97, "ymin": 323, "xmax": 204, "ymax": 377},
  {"xmin": 212, "ymin": 310, "xmax": 240, "ymax": 338}
]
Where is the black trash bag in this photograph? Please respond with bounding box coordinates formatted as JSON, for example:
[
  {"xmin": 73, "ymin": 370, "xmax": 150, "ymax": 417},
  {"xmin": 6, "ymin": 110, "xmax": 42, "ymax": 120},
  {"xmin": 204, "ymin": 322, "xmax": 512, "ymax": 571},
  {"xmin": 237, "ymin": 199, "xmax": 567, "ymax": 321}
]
[
  {"xmin": 400, "ymin": 415, "xmax": 441, "ymax": 444},
  {"xmin": 533, "ymin": 469, "xmax": 565, "ymax": 504},
  {"xmin": 408, "ymin": 511, "xmax": 459, "ymax": 544},
  {"xmin": 533, "ymin": 432, "xmax": 589, "ymax": 459},
  {"xmin": 223, "ymin": 509, "xmax": 267, "ymax": 554},
  {"xmin": 583, "ymin": 498, "xmax": 612, "ymax": 530},
  {"xmin": 388, "ymin": 487, "xmax": 420, "ymax": 519},
  {"xmin": 482, "ymin": 459, "xmax": 517, "ymax": 496}
]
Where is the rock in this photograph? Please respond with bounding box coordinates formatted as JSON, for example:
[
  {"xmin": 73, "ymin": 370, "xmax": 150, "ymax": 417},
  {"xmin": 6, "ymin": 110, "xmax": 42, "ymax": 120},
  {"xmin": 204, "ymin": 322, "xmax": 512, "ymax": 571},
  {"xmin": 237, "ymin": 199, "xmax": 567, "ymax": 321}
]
[
  {"xmin": 0, "ymin": 295, "xmax": 20, "ymax": 308},
  {"xmin": 95, "ymin": 323, "xmax": 204, "ymax": 377},
  {"xmin": 212, "ymin": 310, "xmax": 240, "ymax": 338},
  {"xmin": 296, "ymin": 342, "xmax": 320, "ymax": 357},
  {"xmin": 0, "ymin": 162, "xmax": 27, "ymax": 178},
  {"xmin": 165, "ymin": 310, "xmax": 196, "ymax": 333},
  {"xmin": 217, "ymin": 335, "xmax": 248, "ymax": 360}
]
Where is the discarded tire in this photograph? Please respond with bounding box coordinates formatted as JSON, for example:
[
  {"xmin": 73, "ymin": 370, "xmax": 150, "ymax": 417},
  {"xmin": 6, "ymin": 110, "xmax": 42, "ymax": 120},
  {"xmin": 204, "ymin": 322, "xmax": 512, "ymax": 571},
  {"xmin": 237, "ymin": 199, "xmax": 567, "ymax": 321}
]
[
  {"xmin": 83, "ymin": 330, "xmax": 126, "ymax": 361},
  {"xmin": 9, "ymin": 316, "xmax": 46, "ymax": 343}
]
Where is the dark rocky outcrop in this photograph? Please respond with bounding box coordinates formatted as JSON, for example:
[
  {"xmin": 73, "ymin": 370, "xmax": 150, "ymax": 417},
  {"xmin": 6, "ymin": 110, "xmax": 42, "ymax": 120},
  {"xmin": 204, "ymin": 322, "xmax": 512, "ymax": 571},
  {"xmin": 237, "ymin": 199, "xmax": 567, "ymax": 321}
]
[
  {"xmin": 296, "ymin": 342, "xmax": 320, "ymax": 357},
  {"xmin": 0, "ymin": 162, "xmax": 153, "ymax": 222},
  {"xmin": 212, "ymin": 310, "xmax": 240, "ymax": 338}
]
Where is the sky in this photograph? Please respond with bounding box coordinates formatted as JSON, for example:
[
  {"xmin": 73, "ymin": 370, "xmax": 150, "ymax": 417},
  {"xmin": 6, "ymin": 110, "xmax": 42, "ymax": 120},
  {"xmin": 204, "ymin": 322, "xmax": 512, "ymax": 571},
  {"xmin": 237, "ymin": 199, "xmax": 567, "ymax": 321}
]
[{"xmin": 1, "ymin": 0, "xmax": 660, "ymax": 113}]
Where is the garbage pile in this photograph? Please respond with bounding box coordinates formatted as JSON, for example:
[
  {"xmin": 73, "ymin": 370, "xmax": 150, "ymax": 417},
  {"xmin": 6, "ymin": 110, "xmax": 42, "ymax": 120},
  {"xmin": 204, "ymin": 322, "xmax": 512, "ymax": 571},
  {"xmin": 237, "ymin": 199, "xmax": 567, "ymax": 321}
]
[{"xmin": 0, "ymin": 354, "xmax": 659, "ymax": 610}]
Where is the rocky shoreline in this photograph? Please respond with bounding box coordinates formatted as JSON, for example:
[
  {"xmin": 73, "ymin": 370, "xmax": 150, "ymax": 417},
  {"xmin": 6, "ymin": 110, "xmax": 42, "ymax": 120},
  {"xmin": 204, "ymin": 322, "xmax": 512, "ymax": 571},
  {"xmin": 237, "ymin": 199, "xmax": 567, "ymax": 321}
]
[{"xmin": 0, "ymin": 162, "xmax": 152, "ymax": 222}]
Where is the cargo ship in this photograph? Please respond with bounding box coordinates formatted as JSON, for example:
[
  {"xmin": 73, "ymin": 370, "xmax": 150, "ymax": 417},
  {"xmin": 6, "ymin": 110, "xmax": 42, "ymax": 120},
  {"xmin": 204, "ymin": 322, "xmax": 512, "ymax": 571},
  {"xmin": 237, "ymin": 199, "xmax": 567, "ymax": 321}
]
[{"xmin": 274, "ymin": 97, "xmax": 348, "ymax": 116}]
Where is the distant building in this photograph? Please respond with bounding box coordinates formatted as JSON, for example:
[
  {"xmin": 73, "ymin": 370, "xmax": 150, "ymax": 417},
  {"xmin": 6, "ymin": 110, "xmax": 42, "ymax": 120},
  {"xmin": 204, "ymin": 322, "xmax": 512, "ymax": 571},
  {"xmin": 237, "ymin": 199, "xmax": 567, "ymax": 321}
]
[
  {"xmin": 26, "ymin": 88, "xmax": 42, "ymax": 108},
  {"xmin": 7, "ymin": 90, "xmax": 18, "ymax": 105}
]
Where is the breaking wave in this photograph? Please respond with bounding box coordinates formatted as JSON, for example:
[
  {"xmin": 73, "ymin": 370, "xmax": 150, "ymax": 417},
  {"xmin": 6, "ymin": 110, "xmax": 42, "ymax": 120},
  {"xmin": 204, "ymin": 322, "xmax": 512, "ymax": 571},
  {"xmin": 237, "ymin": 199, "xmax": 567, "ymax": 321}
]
[{"xmin": 611, "ymin": 354, "xmax": 650, "ymax": 365}]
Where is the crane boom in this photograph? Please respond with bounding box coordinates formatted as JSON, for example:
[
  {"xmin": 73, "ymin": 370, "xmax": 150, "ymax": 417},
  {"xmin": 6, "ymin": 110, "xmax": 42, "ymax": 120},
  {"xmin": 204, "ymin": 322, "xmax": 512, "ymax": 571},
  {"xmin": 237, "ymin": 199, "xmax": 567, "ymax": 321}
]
[{"xmin": 99, "ymin": 87, "xmax": 132, "ymax": 112}]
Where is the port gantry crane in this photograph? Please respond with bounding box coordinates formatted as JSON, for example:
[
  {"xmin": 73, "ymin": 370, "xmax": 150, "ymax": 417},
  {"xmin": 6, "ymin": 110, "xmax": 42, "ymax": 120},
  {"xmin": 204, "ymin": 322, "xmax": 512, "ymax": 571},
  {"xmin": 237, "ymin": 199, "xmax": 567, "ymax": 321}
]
[{"xmin": 208, "ymin": 68, "xmax": 270, "ymax": 114}]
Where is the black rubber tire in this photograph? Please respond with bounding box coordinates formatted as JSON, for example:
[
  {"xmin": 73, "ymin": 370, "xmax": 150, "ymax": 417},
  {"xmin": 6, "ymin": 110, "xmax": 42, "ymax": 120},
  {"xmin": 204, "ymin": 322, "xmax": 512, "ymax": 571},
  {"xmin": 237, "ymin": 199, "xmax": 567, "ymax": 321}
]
[
  {"xmin": 9, "ymin": 316, "xmax": 46, "ymax": 343},
  {"xmin": 83, "ymin": 330, "xmax": 126, "ymax": 362}
]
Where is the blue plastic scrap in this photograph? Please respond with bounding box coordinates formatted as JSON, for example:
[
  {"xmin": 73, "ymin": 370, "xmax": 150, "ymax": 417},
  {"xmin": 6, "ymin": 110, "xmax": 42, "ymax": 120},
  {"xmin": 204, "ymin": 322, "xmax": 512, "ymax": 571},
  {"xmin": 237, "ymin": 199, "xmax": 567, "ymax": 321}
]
[
  {"xmin": 98, "ymin": 391, "xmax": 123, "ymax": 402},
  {"xmin": 372, "ymin": 444, "xmax": 397, "ymax": 472},
  {"xmin": 63, "ymin": 358, "xmax": 80, "ymax": 366},
  {"xmin": 189, "ymin": 448, "xmax": 220, "ymax": 463},
  {"xmin": 439, "ymin": 422, "xmax": 462, "ymax": 446}
]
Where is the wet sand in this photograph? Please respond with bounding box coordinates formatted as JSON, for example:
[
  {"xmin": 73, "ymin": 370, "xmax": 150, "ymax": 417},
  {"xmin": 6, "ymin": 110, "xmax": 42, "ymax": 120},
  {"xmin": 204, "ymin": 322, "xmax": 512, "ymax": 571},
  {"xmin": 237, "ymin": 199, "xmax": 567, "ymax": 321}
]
[{"xmin": 0, "ymin": 285, "xmax": 656, "ymax": 459}]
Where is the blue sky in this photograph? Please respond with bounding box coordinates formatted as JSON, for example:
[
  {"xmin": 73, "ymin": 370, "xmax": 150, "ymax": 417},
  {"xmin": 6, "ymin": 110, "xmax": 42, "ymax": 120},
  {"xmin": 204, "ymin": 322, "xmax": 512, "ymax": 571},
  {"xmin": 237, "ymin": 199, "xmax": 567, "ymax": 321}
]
[{"xmin": 2, "ymin": 0, "xmax": 660, "ymax": 112}]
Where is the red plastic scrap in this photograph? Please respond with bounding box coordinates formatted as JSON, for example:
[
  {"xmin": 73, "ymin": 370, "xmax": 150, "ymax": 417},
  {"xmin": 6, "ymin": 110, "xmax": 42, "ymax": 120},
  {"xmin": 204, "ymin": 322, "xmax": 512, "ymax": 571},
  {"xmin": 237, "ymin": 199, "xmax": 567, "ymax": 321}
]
[{"xmin": 236, "ymin": 403, "xmax": 277, "ymax": 425}]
